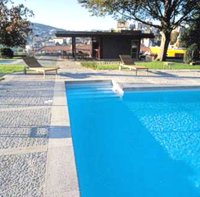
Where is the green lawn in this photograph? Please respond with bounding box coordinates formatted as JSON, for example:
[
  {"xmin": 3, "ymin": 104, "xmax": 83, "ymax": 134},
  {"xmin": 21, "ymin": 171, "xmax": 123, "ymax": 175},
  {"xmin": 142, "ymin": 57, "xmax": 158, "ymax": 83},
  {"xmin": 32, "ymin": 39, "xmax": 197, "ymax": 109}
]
[
  {"xmin": 0, "ymin": 65, "xmax": 25, "ymax": 74},
  {"xmin": 136, "ymin": 61, "xmax": 200, "ymax": 69},
  {"xmin": 81, "ymin": 61, "xmax": 200, "ymax": 70},
  {"xmin": 81, "ymin": 61, "xmax": 119, "ymax": 70}
]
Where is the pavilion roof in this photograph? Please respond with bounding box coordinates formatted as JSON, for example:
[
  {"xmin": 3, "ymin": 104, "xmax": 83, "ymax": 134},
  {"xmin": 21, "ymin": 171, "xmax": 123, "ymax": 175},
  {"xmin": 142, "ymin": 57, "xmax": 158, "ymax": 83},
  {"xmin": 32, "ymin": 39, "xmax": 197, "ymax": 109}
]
[{"xmin": 56, "ymin": 30, "xmax": 154, "ymax": 39}]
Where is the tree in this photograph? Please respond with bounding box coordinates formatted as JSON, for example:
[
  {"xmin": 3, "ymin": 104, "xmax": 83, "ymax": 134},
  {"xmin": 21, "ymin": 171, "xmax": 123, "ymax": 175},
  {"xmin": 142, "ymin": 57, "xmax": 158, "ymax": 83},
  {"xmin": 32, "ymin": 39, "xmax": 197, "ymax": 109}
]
[
  {"xmin": 184, "ymin": 43, "xmax": 199, "ymax": 64},
  {"xmin": 0, "ymin": 0, "xmax": 33, "ymax": 48},
  {"xmin": 78, "ymin": 0, "xmax": 200, "ymax": 61},
  {"xmin": 181, "ymin": 14, "xmax": 200, "ymax": 50}
]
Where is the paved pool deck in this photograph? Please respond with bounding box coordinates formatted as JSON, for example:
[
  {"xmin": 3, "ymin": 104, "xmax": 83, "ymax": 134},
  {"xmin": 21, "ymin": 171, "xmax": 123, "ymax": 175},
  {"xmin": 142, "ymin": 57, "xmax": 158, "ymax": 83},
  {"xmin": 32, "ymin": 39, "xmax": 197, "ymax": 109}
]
[
  {"xmin": 58, "ymin": 60, "xmax": 200, "ymax": 87},
  {"xmin": 0, "ymin": 58, "xmax": 200, "ymax": 197}
]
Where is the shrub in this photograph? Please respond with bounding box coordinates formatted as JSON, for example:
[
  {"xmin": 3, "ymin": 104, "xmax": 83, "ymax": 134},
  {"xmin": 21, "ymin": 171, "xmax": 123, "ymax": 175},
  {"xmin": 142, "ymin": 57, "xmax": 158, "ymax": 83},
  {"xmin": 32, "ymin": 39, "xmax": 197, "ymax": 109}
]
[
  {"xmin": 0, "ymin": 48, "xmax": 14, "ymax": 58},
  {"xmin": 184, "ymin": 43, "xmax": 199, "ymax": 64}
]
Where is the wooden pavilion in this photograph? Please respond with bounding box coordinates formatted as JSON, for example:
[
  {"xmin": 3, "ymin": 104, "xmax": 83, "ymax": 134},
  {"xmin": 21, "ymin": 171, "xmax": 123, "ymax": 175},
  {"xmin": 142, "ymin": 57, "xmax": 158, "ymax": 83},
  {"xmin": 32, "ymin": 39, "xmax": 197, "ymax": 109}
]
[{"xmin": 56, "ymin": 30, "xmax": 154, "ymax": 60}]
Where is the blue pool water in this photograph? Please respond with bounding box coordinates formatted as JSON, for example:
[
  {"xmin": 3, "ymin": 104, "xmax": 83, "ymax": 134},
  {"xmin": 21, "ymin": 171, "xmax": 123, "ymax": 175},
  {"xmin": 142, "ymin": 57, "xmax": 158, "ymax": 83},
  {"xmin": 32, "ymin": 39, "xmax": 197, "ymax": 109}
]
[
  {"xmin": 0, "ymin": 60, "xmax": 15, "ymax": 64},
  {"xmin": 66, "ymin": 82, "xmax": 200, "ymax": 197}
]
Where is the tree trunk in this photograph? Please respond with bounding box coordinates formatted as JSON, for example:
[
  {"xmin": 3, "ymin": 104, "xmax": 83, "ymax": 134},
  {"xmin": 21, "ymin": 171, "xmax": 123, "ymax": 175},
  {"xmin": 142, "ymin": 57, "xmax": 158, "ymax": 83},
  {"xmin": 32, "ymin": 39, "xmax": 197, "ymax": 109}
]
[{"xmin": 157, "ymin": 31, "xmax": 171, "ymax": 61}]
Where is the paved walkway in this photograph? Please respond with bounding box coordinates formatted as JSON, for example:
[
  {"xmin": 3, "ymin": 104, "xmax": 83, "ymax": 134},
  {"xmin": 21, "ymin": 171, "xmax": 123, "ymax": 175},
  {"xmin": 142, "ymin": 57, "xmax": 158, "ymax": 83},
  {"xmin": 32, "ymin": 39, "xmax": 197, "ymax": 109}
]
[
  {"xmin": 0, "ymin": 74, "xmax": 55, "ymax": 197},
  {"xmin": 58, "ymin": 60, "xmax": 200, "ymax": 87},
  {"xmin": 0, "ymin": 58, "xmax": 200, "ymax": 197}
]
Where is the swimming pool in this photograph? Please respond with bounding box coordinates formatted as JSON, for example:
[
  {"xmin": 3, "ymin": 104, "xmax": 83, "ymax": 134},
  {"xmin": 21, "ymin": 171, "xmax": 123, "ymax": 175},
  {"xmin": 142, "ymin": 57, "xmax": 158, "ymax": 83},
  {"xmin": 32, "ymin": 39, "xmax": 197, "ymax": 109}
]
[
  {"xmin": 66, "ymin": 82, "xmax": 200, "ymax": 197},
  {"xmin": 0, "ymin": 60, "xmax": 15, "ymax": 64}
]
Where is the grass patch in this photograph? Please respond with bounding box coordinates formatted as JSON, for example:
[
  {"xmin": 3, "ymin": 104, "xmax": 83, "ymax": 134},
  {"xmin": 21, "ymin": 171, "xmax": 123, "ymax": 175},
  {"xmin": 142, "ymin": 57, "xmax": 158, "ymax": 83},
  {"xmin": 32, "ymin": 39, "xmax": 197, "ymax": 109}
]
[
  {"xmin": 136, "ymin": 61, "xmax": 200, "ymax": 69},
  {"xmin": 81, "ymin": 61, "xmax": 119, "ymax": 70},
  {"xmin": 0, "ymin": 64, "xmax": 25, "ymax": 74},
  {"xmin": 81, "ymin": 61, "xmax": 200, "ymax": 70}
]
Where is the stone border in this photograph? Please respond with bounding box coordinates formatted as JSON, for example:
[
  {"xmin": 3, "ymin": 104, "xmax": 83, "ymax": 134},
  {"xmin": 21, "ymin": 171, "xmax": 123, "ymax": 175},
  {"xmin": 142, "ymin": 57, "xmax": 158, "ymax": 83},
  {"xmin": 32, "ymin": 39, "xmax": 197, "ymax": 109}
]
[
  {"xmin": 110, "ymin": 81, "xmax": 200, "ymax": 95},
  {"xmin": 123, "ymin": 85, "xmax": 200, "ymax": 91},
  {"xmin": 44, "ymin": 78, "xmax": 80, "ymax": 197}
]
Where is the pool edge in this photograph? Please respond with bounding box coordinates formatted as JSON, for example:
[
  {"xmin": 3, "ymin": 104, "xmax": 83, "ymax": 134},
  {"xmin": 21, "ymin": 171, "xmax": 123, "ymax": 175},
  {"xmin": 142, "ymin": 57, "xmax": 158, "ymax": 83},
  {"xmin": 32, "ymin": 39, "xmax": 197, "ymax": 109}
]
[
  {"xmin": 123, "ymin": 85, "xmax": 200, "ymax": 91},
  {"xmin": 44, "ymin": 78, "xmax": 80, "ymax": 197}
]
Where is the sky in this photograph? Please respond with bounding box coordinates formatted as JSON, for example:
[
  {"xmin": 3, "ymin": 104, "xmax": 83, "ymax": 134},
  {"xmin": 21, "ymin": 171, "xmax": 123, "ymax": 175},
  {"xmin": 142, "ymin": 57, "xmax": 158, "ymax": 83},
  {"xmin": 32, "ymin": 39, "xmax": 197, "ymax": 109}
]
[{"xmin": 13, "ymin": 0, "xmax": 117, "ymax": 30}]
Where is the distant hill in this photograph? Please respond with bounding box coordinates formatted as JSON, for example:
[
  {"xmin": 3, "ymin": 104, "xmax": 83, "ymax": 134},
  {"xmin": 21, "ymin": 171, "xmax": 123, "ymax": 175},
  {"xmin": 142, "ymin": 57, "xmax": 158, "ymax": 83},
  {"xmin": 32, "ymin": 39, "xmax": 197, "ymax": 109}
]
[
  {"xmin": 31, "ymin": 23, "xmax": 65, "ymax": 37},
  {"xmin": 28, "ymin": 23, "xmax": 66, "ymax": 44}
]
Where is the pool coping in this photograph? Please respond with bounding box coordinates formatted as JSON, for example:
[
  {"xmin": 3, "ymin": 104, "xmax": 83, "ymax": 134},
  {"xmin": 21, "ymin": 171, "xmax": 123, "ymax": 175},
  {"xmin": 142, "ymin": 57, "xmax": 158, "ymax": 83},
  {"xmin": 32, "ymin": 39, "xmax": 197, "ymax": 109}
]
[
  {"xmin": 45, "ymin": 78, "xmax": 200, "ymax": 197},
  {"xmin": 44, "ymin": 78, "xmax": 80, "ymax": 197},
  {"xmin": 122, "ymin": 85, "xmax": 200, "ymax": 91}
]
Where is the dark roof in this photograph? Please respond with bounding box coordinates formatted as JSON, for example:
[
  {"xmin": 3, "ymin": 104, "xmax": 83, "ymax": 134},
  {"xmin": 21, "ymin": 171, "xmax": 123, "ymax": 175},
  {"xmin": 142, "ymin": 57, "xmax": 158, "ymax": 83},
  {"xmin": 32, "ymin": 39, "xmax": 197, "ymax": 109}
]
[{"xmin": 56, "ymin": 30, "xmax": 154, "ymax": 39}]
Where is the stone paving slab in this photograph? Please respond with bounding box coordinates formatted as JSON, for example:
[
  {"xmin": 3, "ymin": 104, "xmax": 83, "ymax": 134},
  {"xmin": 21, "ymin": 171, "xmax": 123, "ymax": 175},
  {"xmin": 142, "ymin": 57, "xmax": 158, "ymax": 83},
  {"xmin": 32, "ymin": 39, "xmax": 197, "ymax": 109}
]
[
  {"xmin": 0, "ymin": 107, "xmax": 51, "ymax": 127},
  {"xmin": 0, "ymin": 74, "xmax": 55, "ymax": 197},
  {"xmin": 0, "ymin": 79, "xmax": 54, "ymax": 108},
  {"xmin": 0, "ymin": 127, "xmax": 48, "ymax": 150},
  {"xmin": 0, "ymin": 152, "xmax": 47, "ymax": 197}
]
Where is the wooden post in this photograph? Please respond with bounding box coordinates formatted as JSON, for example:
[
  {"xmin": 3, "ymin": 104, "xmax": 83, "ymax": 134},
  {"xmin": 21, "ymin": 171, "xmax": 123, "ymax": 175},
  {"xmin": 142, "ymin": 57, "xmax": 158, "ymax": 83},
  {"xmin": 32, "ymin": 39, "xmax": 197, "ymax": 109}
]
[
  {"xmin": 137, "ymin": 39, "xmax": 141, "ymax": 60},
  {"xmin": 99, "ymin": 37, "xmax": 103, "ymax": 59},
  {"xmin": 72, "ymin": 36, "xmax": 76, "ymax": 59}
]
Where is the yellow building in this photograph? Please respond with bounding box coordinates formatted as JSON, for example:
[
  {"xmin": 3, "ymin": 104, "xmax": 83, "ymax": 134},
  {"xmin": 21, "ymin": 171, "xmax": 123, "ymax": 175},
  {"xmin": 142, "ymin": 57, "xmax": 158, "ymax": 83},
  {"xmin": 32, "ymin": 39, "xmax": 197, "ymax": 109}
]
[{"xmin": 150, "ymin": 47, "xmax": 186, "ymax": 58}]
